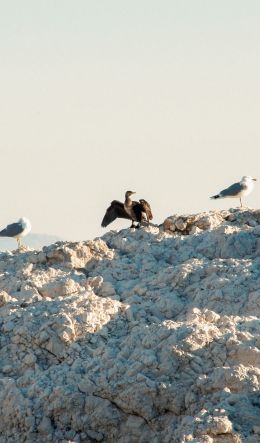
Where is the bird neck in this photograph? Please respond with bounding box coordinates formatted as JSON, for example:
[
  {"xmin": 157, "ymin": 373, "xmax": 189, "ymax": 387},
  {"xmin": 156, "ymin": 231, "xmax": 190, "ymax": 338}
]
[
  {"xmin": 241, "ymin": 178, "xmax": 253, "ymax": 187},
  {"xmin": 246, "ymin": 180, "xmax": 254, "ymax": 191},
  {"xmin": 124, "ymin": 195, "xmax": 132, "ymax": 208},
  {"xmin": 21, "ymin": 219, "xmax": 31, "ymax": 231}
]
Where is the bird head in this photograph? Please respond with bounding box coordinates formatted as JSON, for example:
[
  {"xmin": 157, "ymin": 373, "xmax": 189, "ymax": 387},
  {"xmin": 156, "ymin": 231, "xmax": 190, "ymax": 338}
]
[
  {"xmin": 125, "ymin": 191, "xmax": 136, "ymax": 198},
  {"xmin": 241, "ymin": 176, "xmax": 257, "ymax": 182},
  {"xmin": 18, "ymin": 217, "xmax": 31, "ymax": 229}
]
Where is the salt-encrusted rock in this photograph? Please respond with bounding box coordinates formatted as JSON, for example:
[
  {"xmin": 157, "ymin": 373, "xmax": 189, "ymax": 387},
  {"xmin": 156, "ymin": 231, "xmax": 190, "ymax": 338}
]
[
  {"xmin": 0, "ymin": 290, "xmax": 12, "ymax": 306},
  {"xmin": 0, "ymin": 208, "xmax": 259, "ymax": 442},
  {"xmin": 163, "ymin": 210, "xmax": 225, "ymax": 234},
  {"xmin": 43, "ymin": 239, "xmax": 113, "ymax": 268}
]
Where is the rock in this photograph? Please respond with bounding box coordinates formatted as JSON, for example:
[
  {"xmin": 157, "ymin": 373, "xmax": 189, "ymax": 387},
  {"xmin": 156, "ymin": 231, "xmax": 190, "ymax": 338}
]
[
  {"xmin": 163, "ymin": 210, "xmax": 225, "ymax": 235},
  {"xmin": 0, "ymin": 291, "xmax": 12, "ymax": 307},
  {"xmin": 38, "ymin": 416, "xmax": 53, "ymax": 435},
  {"xmin": 0, "ymin": 208, "xmax": 259, "ymax": 442}
]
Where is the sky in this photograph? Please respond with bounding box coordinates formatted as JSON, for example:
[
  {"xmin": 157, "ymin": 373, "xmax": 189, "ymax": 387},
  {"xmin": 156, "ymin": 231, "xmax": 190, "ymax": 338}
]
[{"xmin": 1, "ymin": 1, "xmax": 260, "ymax": 241}]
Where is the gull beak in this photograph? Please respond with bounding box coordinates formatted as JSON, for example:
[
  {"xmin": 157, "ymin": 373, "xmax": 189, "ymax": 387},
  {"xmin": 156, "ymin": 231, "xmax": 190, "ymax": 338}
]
[{"xmin": 253, "ymin": 178, "xmax": 257, "ymax": 181}]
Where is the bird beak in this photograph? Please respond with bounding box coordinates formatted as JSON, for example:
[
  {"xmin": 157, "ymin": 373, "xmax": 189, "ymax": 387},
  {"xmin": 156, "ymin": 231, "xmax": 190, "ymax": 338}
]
[{"xmin": 253, "ymin": 178, "xmax": 257, "ymax": 181}]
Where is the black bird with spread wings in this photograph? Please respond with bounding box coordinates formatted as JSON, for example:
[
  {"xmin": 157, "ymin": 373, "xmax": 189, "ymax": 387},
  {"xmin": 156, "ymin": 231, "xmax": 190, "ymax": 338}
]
[{"xmin": 101, "ymin": 191, "xmax": 153, "ymax": 229}]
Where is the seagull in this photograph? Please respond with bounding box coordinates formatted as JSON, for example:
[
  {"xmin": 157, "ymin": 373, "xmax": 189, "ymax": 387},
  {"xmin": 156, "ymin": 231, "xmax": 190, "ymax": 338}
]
[
  {"xmin": 210, "ymin": 176, "xmax": 257, "ymax": 208},
  {"xmin": 0, "ymin": 217, "xmax": 31, "ymax": 249}
]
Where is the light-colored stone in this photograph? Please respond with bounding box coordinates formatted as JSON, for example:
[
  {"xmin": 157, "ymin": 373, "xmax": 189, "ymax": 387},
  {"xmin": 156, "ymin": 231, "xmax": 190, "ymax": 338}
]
[
  {"xmin": 0, "ymin": 209, "xmax": 259, "ymax": 442},
  {"xmin": 0, "ymin": 291, "xmax": 12, "ymax": 306}
]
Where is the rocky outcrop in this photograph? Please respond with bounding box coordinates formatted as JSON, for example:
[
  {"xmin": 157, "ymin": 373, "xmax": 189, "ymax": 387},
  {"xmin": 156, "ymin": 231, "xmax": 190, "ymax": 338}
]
[{"xmin": 0, "ymin": 209, "xmax": 259, "ymax": 442}]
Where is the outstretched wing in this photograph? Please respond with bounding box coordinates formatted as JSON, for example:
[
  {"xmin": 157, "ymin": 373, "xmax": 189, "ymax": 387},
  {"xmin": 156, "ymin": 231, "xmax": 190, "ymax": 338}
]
[
  {"xmin": 101, "ymin": 200, "xmax": 131, "ymax": 227},
  {"xmin": 0, "ymin": 222, "xmax": 23, "ymax": 238},
  {"xmin": 139, "ymin": 199, "xmax": 153, "ymax": 221}
]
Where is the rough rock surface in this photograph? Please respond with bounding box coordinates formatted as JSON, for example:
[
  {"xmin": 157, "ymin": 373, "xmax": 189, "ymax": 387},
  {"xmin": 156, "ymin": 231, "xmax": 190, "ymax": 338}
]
[{"xmin": 0, "ymin": 208, "xmax": 260, "ymax": 442}]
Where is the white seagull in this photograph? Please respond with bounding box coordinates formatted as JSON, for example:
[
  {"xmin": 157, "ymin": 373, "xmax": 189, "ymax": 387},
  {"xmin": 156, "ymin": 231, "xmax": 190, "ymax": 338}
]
[
  {"xmin": 210, "ymin": 176, "xmax": 257, "ymax": 208},
  {"xmin": 0, "ymin": 217, "xmax": 31, "ymax": 249}
]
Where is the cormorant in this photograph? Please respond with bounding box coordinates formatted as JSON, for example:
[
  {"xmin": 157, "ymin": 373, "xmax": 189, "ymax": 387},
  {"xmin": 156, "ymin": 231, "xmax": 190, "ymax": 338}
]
[{"xmin": 101, "ymin": 191, "xmax": 153, "ymax": 228}]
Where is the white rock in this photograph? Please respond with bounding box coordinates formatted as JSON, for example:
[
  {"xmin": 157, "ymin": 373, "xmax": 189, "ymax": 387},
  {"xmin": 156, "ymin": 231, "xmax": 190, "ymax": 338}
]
[{"xmin": 0, "ymin": 209, "xmax": 259, "ymax": 442}]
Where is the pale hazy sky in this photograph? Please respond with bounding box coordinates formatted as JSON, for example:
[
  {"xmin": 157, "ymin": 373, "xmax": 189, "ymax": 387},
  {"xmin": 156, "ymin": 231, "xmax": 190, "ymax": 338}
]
[{"xmin": 1, "ymin": 1, "xmax": 260, "ymax": 240}]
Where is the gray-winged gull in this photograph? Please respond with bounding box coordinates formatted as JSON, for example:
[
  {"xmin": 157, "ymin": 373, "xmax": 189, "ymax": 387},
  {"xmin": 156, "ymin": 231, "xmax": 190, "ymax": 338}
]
[
  {"xmin": 0, "ymin": 217, "xmax": 31, "ymax": 248},
  {"xmin": 210, "ymin": 176, "xmax": 257, "ymax": 208}
]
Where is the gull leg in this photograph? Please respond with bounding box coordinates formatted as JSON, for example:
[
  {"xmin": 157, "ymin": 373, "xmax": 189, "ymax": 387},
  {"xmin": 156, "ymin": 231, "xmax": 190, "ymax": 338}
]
[
  {"xmin": 240, "ymin": 197, "xmax": 243, "ymax": 208},
  {"xmin": 17, "ymin": 237, "xmax": 21, "ymax": 249}
]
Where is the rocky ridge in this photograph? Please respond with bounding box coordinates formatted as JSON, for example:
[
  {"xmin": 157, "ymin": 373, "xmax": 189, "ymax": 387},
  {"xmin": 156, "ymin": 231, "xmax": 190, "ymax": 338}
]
[{"xmin": 0, "ymin": 209, "xmax": 260, "ymax": 442}]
